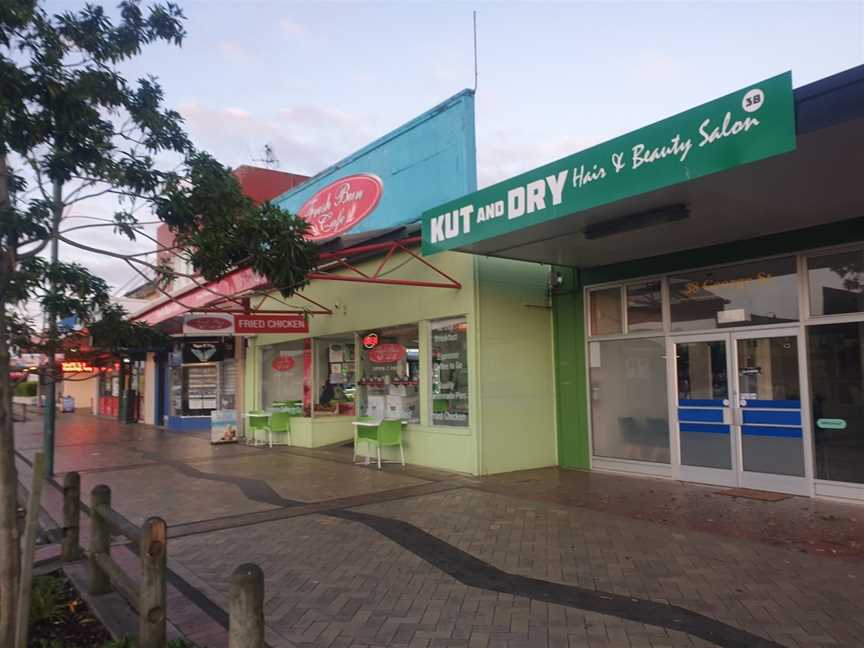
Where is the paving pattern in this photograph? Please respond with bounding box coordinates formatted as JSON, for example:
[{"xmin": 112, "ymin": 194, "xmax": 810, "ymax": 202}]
[{"xmin": 14, "ymin": 412, "xmax": 864, "ymax": 647}]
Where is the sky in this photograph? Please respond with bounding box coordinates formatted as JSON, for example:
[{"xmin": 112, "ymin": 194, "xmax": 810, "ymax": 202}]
[{"xmin": 44, "ymin": 0, "xmax": 864, "ymax": 296}]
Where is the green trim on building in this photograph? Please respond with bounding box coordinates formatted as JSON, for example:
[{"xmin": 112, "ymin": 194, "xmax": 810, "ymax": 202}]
[
  {"xmin": 552, "ymin": 267, "xmax": 590, "ymax": 469},
  {"xmin": 551, "ymin": 216, "xmax": 864, "ymax": 472},
  {"xmin": 582, "ymin": 216, "xmax": 864, "ymax": 285}
]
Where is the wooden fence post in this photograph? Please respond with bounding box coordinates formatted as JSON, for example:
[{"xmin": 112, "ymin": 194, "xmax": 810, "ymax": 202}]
[
  {"xmin": 13, "ymin": 451, "xmax": 46, "ymax": 648},
  {"xmin": 61, "ymin": 472, "xmax": 81, "ymax": 561},
  {"xmin": 89, "ymin": 484, "xmax": 112, "ymax": 595},
  {"xmin": 229, "ymin": 563, "xmax": 264, "ymax": 648},
  {"xmin": 139, "ymin": 517, "xmax": 167, "ymax": 648}
]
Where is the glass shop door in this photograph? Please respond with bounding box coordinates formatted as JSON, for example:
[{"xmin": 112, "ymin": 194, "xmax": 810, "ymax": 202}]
[{"xmin": 672, "ymin": 329, "xmax": 809, "ymax": 495}]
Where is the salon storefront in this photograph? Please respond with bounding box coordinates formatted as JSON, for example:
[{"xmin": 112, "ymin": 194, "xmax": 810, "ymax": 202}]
[
  {"xmin": 583, "ymin": 248, "xmax": 864, "ymax": 498},
  {"xmin": 422, "ymin": 64, "xmax": 864, "ymax": 498}
]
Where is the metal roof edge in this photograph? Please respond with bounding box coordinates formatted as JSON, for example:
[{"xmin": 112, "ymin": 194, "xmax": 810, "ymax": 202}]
[{"xmin": 794, "ymin": 63, "xmax": 864, "ymax": 134}]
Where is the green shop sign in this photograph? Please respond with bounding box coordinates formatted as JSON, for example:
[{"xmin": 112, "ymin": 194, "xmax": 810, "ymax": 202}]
[{"xmin": 422, "ymin": 72, "xmax": 796, "ymax": 255}]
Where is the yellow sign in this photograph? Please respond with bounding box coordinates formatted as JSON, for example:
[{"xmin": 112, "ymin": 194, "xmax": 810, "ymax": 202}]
[
  {"xmin": 61, "ymin": 361, "xmax": 94, "ymax": 373},
  {"xmin": 684, "ymin": 272, "xmax": 772, "ymax": 297}
]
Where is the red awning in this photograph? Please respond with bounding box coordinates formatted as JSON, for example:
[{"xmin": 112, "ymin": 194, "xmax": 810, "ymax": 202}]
[{"xmin": 133, "ymin": 231, "xmax": 461, "ymax": 327}]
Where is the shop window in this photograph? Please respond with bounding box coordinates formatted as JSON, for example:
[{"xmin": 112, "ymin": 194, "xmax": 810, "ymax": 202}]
[
  {"xmin": 168, "ymin": 339, "xmax": 232, "ymax": 417},
  {"xmin": 182, "ymin": 364, "xmax": 218, "ymax": 415},
  {"xmin": 589, "ymin": 287, "xmax": 623, "ymax": 336},
  {"xmin": 431, "ymin": 318, "xmax": 469, "ymax": 427},
  {"xmin": 260, "ymin": 341, "xmax": 309, "ymax": 415},
  {"xmin": 358, "ymin": 324, "xmax": 419, "ymax": 423},
  {"xmin": 808, "ymin": 322, "xmax": 864, "ymax": 484},
  {"xmin": 626, "ymin": 281, "xmax": 663, "ymax": 332},
  {"xmin": 589, "ymin": 338, "xmax": 670, "ymax": 463},
  {"xmin": 669, "ymin": 257, "xmax": 798, "ymax": 331},
  {"xmin": 808, "ymin": 249, "xmax": 864, "ymax": 316},
  {"xmin": 169, "ymin": 366, "xmax": 182, "ymax": 417},
  {"xmin": 314, "ymin": 336, "xmax": 357, "ymax": 416},
  {"xmin": 220, "ymin": 359, "xmax": 236, "ymax": 410}
]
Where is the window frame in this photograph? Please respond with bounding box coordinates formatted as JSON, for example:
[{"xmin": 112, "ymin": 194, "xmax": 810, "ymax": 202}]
[
  {"xmin": 428, "ymin": 316, "xmax": 470, "ymax": 429},
  {"xmin": 803, "ymin": 244, "xmax": 864, "ymax": 323}
]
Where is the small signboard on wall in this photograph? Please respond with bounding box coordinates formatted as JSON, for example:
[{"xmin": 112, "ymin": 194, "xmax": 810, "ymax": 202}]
[{"xmin": 183, "ymin": 341, "xmax": 223, "ymax": 364}]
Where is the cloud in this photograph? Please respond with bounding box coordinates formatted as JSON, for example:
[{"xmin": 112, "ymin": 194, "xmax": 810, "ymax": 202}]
[
  {"xmin": 476, "ymin": 130, "xmax": 602, "ymax": 189},
  {"xmin": 177, "ymin": 100, "xmax": 380, "ymax": 177},
  {"xmin": 216, "ymin": 40, "xmax": 254, "ymax": 63},
  {"xmin": 278, "ymin": 18, "xmax": 305, "ymax": 38},
  {"xmin": 278, "ymin": 105, "xmax": 358, "ymax": 130}
]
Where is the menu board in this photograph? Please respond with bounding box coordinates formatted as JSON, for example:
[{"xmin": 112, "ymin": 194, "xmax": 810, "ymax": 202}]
[
  {"xmin": 431, "ymin": 320, "xmax": 469, "ymax": 426},
  {"xmin": 184, "ymin": 364, "xmax": 218, "ymax": 413}
]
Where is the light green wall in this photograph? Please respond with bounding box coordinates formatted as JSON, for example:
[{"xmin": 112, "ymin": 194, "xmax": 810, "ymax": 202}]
[
  {"xmin": 288, "ymin": 416, "xmax": 355, "ymax": 448},
  {"xmin": 476, "ymin": 257, "xmax": 557, "ymax": 474},
  {"xmin": 244, "ymin": 248, "xmax": 558, "ymax": 476},
  {"xmin": 247, "ymin": 250, "xmax": 481, "ymax": 473}
]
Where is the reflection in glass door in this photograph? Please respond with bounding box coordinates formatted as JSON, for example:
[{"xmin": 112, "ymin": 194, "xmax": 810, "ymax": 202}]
[
  {"xmin": 673, "ymin": 330, "xmax": 810, "ymax": 494},
  {"xmin": 675, "ymin": 338, "xmax": 736, "ymax": 486},
  {"xmin": 735, "ymin": 333, "xmax": 807, "ymax": 492}
]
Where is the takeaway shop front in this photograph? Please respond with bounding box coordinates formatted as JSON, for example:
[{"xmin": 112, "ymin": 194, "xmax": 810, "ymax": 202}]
[
  {"xmin": 422, "ymin": 65, "xmax": 864, "ymax": 499},
  {"xmin": 132, "ymin": 88, "xmax": 558, "ymax": 477}
]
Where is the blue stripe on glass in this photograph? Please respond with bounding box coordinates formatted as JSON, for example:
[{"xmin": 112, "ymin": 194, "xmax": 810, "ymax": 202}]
[
  {"xmin": 680, "ymin": 422, "xmax": 730, "ymax": 434},
  {"xmin": 742, "ymin": 426, "xmax": 803, "ymax": 438},
  {"xmin": 743, "ymin": 410, "xmax": 802, "ymax": 425},
  {"xmin": 678, "ymin": 409, "xmax": 724, "ymax": 423},
  {"xmin": 679, "ymin": 399, "xmax": 725, "ymax": 407},
  {"xmin": 742, "ymin": 399, "xmax": 801, "ymax": 409}
]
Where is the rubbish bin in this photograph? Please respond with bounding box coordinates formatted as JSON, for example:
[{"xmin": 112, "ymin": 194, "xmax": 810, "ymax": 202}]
[{"xmin": 62, "ymin": 395, "xmax": 75, "ymax": 413}]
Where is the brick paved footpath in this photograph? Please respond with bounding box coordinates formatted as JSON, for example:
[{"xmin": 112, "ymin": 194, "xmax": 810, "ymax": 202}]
[{"xmin": 13, "ymin": 412, "xmax": 864, "ymax": 647}]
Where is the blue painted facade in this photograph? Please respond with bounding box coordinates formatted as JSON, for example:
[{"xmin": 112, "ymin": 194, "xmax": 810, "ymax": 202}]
[{"xmin": 273, "ymin": 90, "xmax": 477, "ymax": 234}]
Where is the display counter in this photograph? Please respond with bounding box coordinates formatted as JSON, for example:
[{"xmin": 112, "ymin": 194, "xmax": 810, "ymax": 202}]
[{"xmin": 285, "ymin": 414, "xmax": 355, "ymax": 448}]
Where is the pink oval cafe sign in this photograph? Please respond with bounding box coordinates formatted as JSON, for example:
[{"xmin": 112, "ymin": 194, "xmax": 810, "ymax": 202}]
[{"xmin": 298, "ymin": 174, "xmax": 383, "ymax": 241}]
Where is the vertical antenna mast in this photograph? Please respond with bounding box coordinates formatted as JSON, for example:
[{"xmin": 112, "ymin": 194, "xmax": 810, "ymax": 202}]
[{"xmin": 473, "ymin": 10, "xmax": 478, "ymax": 92}]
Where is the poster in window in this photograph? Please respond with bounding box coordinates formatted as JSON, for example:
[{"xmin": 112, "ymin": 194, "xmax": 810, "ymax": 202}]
[
  {"xmin": 431, "ymin": 319, "xmax": 469, "ymax": 426},
  {"xmin": 210, "ymin": 409, "xmax": 239, "ymax": 444}
]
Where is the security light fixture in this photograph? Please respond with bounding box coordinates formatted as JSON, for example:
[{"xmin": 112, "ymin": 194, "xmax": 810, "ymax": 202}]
[{"xmin": 582, "ymin": 203, "xmax": 690, "ymax": 240}]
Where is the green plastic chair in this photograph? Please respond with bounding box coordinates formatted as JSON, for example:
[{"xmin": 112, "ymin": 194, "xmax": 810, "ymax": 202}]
[
  {"xmin": 247, "ymin": 412, "xmax": 270, "ymax": 447},
  {"xmin": 269, "ymin": 411, "xmax": 292, "ymax": 446},
  {"xmin": 366, "ymin": 419, "xmax": 405, "ymax": 469},
  {"xmin": 353, "ymin": 417, "xmax": 379, "ymax": 464}
]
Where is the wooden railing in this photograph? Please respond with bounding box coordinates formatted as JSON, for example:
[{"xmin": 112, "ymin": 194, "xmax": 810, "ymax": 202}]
[
  {"xmin": 91, "ymin": 483, "xmax": 168, "ymax": 648},
  {"xmin": 60, "ymin": 477, "xmax": 168, "ymax": 647},
  {"xmin": 61, "ymin": 472, "xmax": 266, "ymax": 648}
]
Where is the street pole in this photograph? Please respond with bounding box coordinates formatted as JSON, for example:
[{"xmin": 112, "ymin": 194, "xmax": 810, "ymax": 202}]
[{"xmin": 42, "ymin": 180, "xmax": 62, "ymax": 477}]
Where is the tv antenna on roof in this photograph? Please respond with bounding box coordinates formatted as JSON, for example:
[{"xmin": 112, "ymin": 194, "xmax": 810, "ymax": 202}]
[{"xmin": 254, "ymin": 143, "xmax": 280, "ymax": 169}]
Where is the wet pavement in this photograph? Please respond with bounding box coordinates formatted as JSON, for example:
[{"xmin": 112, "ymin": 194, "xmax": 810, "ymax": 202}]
[{"xmin": 14, "ymin": 411, "xmax": 864, "ymax": 647}]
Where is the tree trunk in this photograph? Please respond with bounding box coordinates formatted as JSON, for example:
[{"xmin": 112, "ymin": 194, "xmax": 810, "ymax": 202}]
[
  {"xmin": 42, "ymin": 179, "xmax": 63, "ymax": 477},
  {"xmin": 0, "ymin": 153, "xmax": 21, "ymax": 648}
]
